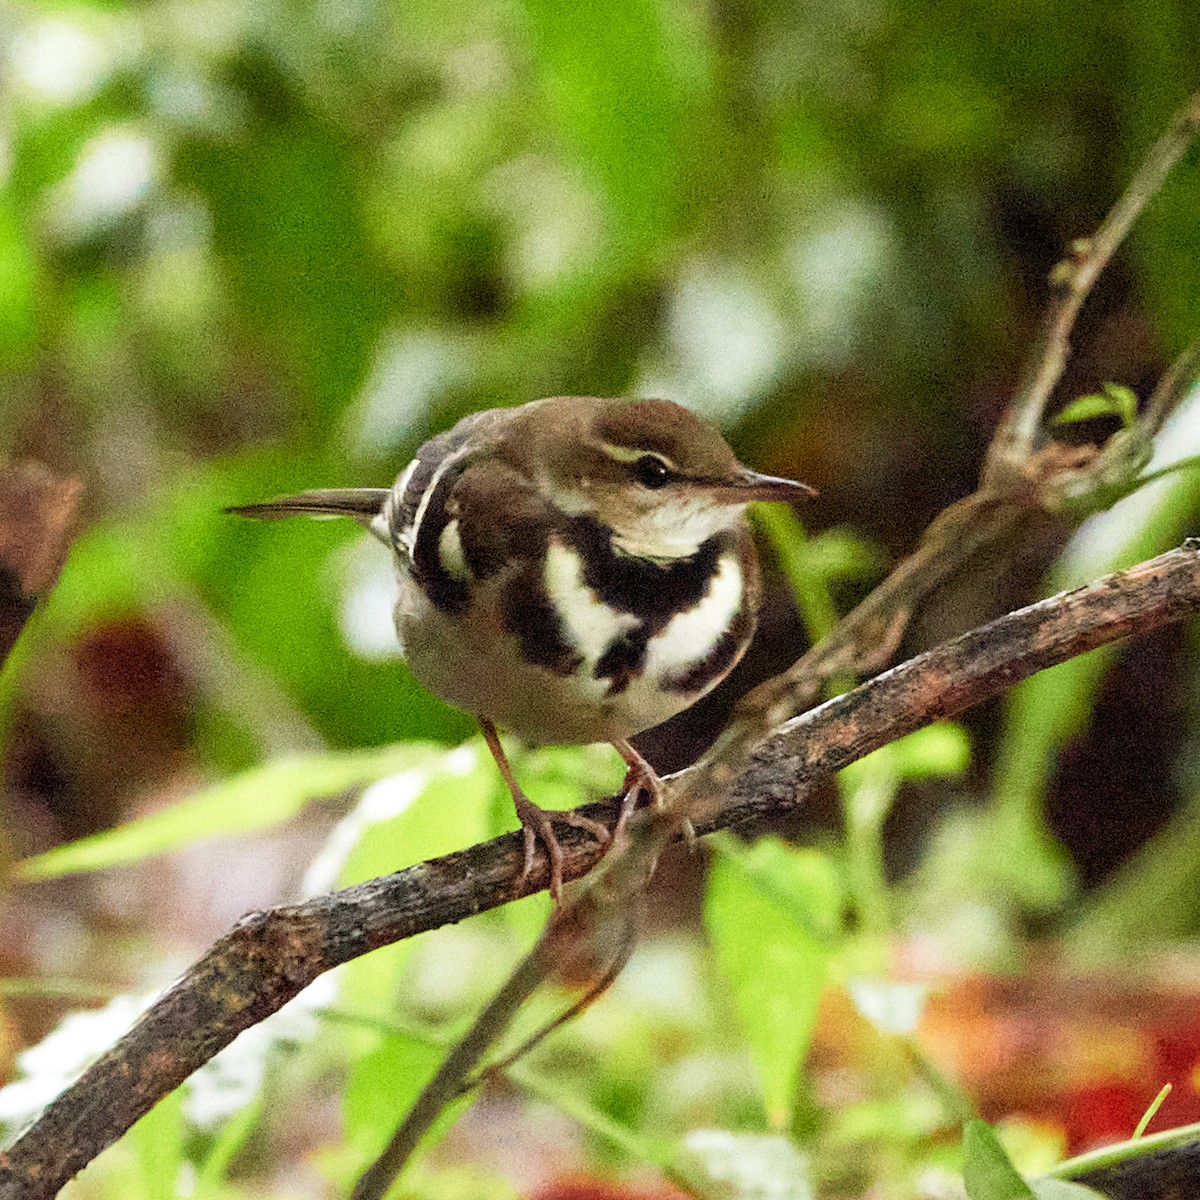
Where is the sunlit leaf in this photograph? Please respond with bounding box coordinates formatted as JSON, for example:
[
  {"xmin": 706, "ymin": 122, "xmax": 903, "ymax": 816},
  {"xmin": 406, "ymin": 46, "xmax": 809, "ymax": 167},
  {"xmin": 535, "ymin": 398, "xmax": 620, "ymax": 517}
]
[
  {"xmin": 705, "ymin": 840, "xmax": 842, "ymax": 1127},
  {"xmin": 842, "ymin": 724, "xmax": 970, "ymax": 794},
  {"xmin": 891, "ymin": 723, "xmax": 971, "ymax": 780},
  {"xmin": 13, "ymin": 744, "xmax": 436, "ymax": 880},
  {"xmin": 129, "ymin": 1085, "xmax": 186, "ymax": 1200},
  {"xmin": 963, "ymin": 1120, "xmax": 1037, "ymax": 1200},
  {"xmin": 1051, "ymin": 383, "xmax": 1137, "ymax": 429},
  {"xmin": 340, "ymin": 1028, "xmax": 452, "ymax": 1177}
]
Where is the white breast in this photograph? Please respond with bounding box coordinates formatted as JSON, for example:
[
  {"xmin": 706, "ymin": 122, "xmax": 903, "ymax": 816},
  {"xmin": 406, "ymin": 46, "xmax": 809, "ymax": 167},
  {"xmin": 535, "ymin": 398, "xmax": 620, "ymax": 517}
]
[
  {"xmin": 644, "ymin": 553, "xmax": 743, "ymax": 681},
  {"xmin": 542, "ymin": 538, "xmax": 639, "ymax": 700}
]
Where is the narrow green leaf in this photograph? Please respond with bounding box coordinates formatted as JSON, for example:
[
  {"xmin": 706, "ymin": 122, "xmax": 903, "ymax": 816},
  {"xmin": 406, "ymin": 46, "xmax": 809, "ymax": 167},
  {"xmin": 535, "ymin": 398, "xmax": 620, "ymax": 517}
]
[
  {"xmin": 130, "ymin": 1086, "xmax": 187, "ymax": 1200},
  {"xmin": 1051, "ymin": 383, "xmax": 1137, "ymax": 429},
  {"xmin": 705, "ymin": 840, "xmax": 841, "ymax": 1128},
  {"xmin": 754, "ymin": 504, "xmax": 839, "ymax": 644},
  {"xmin": 12, "ymin": 744, "xmax": 435, "ymax": 880},
  {"xmin": 1133, "ymin": 1083, "xmax": 1172, "ymax": 1138},
  {"xmin": 963, "ymin": 1120, "xmax": 1037, "ymax": 1200}
]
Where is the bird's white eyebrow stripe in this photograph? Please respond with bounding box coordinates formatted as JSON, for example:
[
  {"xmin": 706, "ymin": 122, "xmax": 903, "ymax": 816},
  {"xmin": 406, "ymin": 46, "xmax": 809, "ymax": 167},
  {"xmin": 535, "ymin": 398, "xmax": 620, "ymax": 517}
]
[{"xmin": 599, "ymin": 443, "xmax": 677, "ymax": 470}]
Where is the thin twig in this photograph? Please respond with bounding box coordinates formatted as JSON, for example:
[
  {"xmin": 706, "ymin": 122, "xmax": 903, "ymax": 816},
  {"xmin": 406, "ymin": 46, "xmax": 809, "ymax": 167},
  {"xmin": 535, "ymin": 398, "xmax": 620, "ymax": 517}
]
[
  {"xmin": 983, "ymin": 91, "xmax": 1200, "ymax": 481},
  {"xmin": 353, "ymin": 810, "xmax": 664, "ymax": 1200},
  {"xmin": 349, "ymin": 946, "xmax": 546, "ymax": 1200},
  {"xmin": 1144, "ymin": 332, "xmax": 1200, "ymax": 437},
  {"xmin": 462, "ymin": 912, "xmax": 638, "ymax": 1093}
]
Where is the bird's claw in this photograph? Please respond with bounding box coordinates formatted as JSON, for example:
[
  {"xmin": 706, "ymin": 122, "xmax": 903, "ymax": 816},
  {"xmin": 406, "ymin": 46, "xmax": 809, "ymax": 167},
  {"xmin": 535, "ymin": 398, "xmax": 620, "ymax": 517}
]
[{"xmin": 514, "ymin": 792, "xmax": 611, "ymax": 903}]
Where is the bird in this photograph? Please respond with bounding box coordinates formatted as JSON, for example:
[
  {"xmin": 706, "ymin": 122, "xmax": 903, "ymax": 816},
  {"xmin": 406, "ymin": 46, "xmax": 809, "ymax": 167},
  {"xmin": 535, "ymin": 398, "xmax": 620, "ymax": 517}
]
[{"xmin": 228, "ymin": 396, "xmax": 812, "ymax": 899}]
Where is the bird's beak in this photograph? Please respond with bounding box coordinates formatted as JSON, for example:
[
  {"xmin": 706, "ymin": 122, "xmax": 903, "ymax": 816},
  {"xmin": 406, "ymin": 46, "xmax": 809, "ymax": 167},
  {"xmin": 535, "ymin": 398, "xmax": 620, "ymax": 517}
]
[{"xmin": 707, "ymin": 468, "xmax": 817, "ymax": 505}]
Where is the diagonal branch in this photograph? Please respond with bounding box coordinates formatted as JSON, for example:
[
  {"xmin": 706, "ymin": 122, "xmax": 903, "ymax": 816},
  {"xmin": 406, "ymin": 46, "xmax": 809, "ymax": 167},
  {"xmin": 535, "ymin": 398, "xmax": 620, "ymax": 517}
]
[
  {"xmin": 1145, "ymin": 332, "xmax": 1200, "ymax": 438},
  {"xmin": 982, "ymin": 91, "xmax": 1200, "ymax": 482},
  {"xmin": 4, "ymin": 542, "xmax": 1200, "ymax": 1199}
]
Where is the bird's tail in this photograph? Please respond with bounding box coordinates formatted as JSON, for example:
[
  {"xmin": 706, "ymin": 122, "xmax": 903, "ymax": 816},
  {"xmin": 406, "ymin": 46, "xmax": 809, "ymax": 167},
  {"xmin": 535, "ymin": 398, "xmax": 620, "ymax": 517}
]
[{"xmin": 225, "ymin": 488, "xmax": 389, "ymax": 523}]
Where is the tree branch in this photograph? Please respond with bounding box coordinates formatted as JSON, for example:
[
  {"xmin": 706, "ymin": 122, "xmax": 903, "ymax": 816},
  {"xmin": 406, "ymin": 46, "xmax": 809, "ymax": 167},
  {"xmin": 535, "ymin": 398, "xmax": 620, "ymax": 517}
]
[
  {"xmin": 982, "ymin": 91, "xmax": 1200, "ymax": 482},
  {"xmin": 4, "ymin": 542, "xmax": 1200, "ymax": 1198}
]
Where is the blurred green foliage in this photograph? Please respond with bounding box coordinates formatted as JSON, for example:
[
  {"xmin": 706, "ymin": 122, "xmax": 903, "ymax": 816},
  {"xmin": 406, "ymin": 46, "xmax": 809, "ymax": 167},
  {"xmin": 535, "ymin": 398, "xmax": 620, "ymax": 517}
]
[{"xmin": 3, "ymin": 0, "xmax": 1200, "ymax": 1196}]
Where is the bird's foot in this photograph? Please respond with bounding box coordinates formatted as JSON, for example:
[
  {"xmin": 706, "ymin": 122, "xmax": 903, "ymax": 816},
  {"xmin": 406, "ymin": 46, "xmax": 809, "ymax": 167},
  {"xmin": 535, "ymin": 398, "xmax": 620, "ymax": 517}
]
[
  {"xmin": 612, "ymin": 740, "xmax": 670, "ymax": 843},
  {"xmin": 512, "ymin": 790, "xmax": 612, "ymax": 903},
  {"xmin": 612, "ymin": 740, "xmax": 695, "ymax": 847}
]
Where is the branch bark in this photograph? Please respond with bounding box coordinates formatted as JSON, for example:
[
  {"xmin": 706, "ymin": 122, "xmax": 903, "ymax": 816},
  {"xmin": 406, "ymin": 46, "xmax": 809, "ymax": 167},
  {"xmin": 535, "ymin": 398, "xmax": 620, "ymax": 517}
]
[
  {"xmin": 4, "ymin": 542, "xmax": 1200, "ymax": 1198},
  {"xmin": 982, "ymin": 91, "xmax": 1200, "ymax": 482}
]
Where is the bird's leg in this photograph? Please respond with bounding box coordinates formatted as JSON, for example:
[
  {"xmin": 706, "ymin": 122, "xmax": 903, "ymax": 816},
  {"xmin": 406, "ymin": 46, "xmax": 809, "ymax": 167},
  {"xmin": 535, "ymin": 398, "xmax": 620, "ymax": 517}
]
[
  {"xmin": 611, "ymin": 739, "xmax": 667, "ymax": 841},
  {"xmin": 612, "ymin": 739, "xmax": 696, "ymax": 848},
  {"xmin": 479, "ymin": 718, "xmax": 612, "ymax": 902}
]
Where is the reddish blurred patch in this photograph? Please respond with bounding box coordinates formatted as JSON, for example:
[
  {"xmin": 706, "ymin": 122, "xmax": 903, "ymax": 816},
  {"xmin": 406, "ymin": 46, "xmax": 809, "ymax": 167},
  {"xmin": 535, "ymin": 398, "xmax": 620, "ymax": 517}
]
[
  {"xmin": 814, "ymin": 959, "xmax": 1200, "ymax": 1155},
  {"xmin": 528, "ymin": 1176, "xmax": 690, "ymax": 1200},
  {"xmin": 6, "ymin": 616, "xmax": 193, "ymax": 845}
]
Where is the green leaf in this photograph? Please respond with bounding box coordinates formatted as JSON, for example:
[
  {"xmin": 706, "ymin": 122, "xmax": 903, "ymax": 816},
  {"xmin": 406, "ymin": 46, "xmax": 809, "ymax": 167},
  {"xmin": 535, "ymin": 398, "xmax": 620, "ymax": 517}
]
[
  {"xmin": 890, "ymin": 723, "xmax": 971, "ymax": 780},
  {"xmin": 177, "ymin": 69, "xmax": 393, "ymax": 422},
  {"xmin": 340, "ymin": 1028, "xmax": 452, "ymax": 1175},
  {"xmin": 754, "ymin": 504, "xmax": 838, "ymax": 644},
  {"xmin": 1030, "ymin": 1183, "xmax": 1108, "ymax": 1199},
  {"xmin": 12, "ymin": 744, "xmax": 436, "ymax": 880},
  {"xmin": 705, "ymin": 840, "xmax": 842, "ymax": 1127},
  {"xmin": 1051, "ymin": 383, "xmax": 1138, "ymax": 429},
  {"xmin": 0, "ymin": 197, "xmax": 39, "ymax": 374},
  {"xmin": 130, "ymin": 1086, "xmax": 187, "ymax": 1200},
  {"xmin": 963, "ymin": 1120, "xmax": 1037, "ymax": 1200},
  {"xmin": 522, "ymin": 0, "xmax": 704, "ymax": 264},
  {"xmin": 193, "ymin": 1100, "xmax": 263, "ymax": 1198}
]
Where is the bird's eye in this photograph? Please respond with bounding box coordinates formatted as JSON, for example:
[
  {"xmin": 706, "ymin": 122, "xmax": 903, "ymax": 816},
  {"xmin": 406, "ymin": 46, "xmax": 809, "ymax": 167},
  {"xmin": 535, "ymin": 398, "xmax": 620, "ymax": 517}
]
[{"xmin": 631, "ymin": 455, "xmax": 673, "ymax": 488}]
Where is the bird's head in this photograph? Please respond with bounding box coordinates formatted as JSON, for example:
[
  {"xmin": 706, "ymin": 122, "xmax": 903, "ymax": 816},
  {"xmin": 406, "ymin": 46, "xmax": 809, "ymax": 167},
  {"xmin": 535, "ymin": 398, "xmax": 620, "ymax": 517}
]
[{"xmin": 516, "ymin": 397, "xmax": 813, "ymax": 561}]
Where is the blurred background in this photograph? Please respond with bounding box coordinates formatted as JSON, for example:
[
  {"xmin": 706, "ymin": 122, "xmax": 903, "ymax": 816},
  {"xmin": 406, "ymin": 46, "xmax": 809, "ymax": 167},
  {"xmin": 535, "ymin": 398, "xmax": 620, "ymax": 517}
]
[{"xmin": 2, "ymin": 0, "xmax": 1200, "ymax": 1195}]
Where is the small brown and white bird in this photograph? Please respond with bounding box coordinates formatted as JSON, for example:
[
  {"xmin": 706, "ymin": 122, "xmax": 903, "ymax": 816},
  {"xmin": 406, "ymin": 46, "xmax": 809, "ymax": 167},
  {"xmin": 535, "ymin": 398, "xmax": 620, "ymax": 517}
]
[{"xmin": 230, "ymin": 396, "xmax": 811, "ymax": 897}]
